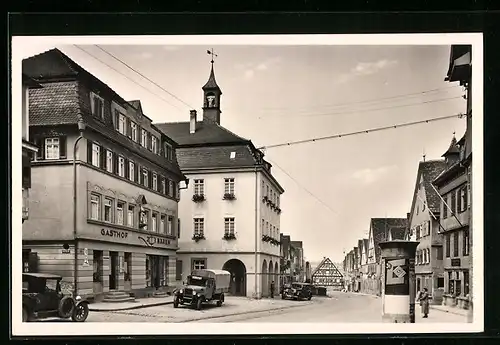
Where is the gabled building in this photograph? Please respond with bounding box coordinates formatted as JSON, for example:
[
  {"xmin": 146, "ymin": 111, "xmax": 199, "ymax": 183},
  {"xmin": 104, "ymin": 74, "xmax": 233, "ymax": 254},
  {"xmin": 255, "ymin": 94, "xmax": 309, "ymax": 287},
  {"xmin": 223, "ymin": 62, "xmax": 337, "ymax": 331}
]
[
  {"xmin": 155, "ymin": 61, "xmax": 284, "ymax": 298},
  {"xmin": 408, "ymin": 159, "xmax": 447, "ymax": 304},
  {"xmin": 22, "ymin": 49, "xmax": 185, "ymax": 300},
  {"xmin": 365, "ymin": 217, "xmax": 408, "ymax": 296},
  {"xmin": 311, "ymin": 257, "xmax": 344, "ymax": 290},
  {"xmin": 360, "ymin": 238, "xmax": 369, "ymax": 292}
]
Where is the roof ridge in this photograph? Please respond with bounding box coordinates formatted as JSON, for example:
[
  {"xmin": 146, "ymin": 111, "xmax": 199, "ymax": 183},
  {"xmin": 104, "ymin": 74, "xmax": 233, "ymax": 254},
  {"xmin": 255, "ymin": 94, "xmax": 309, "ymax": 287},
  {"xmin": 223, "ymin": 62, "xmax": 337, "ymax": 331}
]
[
  {"xmin": 214, "ymin": 122, "xmax": 249, "ymax": 142},
  {"xmin": 53, "ymin": 48, "xmax": 80, "ymax": 75}
]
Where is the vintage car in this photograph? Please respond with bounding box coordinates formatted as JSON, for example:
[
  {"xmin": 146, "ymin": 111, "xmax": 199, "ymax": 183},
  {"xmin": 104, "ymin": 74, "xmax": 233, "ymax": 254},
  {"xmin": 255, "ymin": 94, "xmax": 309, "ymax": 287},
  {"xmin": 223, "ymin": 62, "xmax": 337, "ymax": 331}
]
[
  {"xmin": 22, "ymin": 273, "xmax": 90, "ymax": 322},
  {"xmin": 282, "ymin": 282, "xmax": 313, "ymax": 301},
  {"xmin": 173, "ymin": 269, "xmax": 230, "ymax": 310}
]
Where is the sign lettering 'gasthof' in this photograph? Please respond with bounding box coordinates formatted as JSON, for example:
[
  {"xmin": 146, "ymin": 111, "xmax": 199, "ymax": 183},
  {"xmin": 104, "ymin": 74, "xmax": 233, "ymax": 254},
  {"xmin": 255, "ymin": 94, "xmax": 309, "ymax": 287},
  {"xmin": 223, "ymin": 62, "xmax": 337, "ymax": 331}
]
[{"xmin": 101, "ymin": 228, "xmax": 128, "ymax": 238}]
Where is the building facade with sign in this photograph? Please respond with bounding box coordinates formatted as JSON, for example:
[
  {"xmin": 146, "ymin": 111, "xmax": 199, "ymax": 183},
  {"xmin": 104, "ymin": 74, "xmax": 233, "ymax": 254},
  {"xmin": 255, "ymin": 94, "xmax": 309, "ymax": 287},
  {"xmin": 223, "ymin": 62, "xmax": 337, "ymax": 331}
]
[
  {"xmin": 155, "ymin": 62, "xmax": 284, "ymax": 298},
  {"xmin": 21, "ymin": 49, "xmax": 186, "ymax": 300},
  {"xmin": 408, "ymin": 159, "xmax": 447, "ymax": 305}
]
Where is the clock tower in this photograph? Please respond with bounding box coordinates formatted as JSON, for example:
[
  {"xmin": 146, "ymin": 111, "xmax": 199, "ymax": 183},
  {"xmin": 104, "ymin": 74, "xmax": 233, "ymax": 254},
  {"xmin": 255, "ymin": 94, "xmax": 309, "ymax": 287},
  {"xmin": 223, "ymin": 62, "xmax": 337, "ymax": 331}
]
[{"xmin": 202, "ymin": 60, "xmax": 222, "ymax": 124}]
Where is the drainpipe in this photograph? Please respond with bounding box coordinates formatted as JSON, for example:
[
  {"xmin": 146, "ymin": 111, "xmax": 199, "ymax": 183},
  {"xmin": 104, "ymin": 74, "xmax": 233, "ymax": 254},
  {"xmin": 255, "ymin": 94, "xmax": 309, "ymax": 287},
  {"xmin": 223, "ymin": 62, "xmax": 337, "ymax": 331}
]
[
  {"xmin": 254, "ymin": 167, "xmax": 258, "ymax": 298},
  {"xmin": 73, "ymin": 120, "xmax": 86, "ymax": 297}
]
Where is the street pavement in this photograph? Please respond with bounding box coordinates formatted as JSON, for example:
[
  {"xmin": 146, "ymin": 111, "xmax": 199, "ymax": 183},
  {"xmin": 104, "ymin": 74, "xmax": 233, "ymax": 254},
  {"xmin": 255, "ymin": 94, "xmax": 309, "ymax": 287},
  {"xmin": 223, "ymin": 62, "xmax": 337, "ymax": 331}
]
[{"xmin": 83, "ymin": 292, "xmax": 468, "ymax": 323}]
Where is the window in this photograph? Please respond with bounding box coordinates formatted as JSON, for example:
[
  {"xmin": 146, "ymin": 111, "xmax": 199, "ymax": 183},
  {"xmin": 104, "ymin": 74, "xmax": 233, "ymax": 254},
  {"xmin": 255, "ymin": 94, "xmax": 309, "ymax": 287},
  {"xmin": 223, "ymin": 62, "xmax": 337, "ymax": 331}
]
[
  {"xmin": 116, "ymin": 202, "xmax": 124, "ymax": 225},
  {"xmin": 152, "ymin": 173, "xmax": 158, "ymax": 191},
  {"xmin": 129, "ymin": 161, "xmax": 135, "ymax": 182},
  {"xmin": 194, "ymin": 179, "xmax": 204, "ymax": 195},
  {"xmin": 437, "ymin": 246, "xmax": 443, "ymax": 260},
  {"xmin": 131, "ymin": 122, "xmax": 138, "ymax": 141},
  {"xmin": 266, "ymin": 221, "xmax": 269, "ymax": 236},
  {"xmin": 118, "ymin": 156, "xmax": 125, "ymax": 177},
  {"xmin": 152, "ymin": 136, "xmax": 158, "ymax": 153},
  {"xmin": 106, "ymin": 151, "xmax": 113, "ymax": 173},
  {"xmin": 161, "ymin": 178, "xmax": 166, "ymax": 194},
  {"xmin": 93, "ymin": 250, "xmax": 103, "ymax": 282},
  {"xmin": 104, "ymin": 198, "xmax": 113, "ymax": 223},
  {"xmin": 442, "ymin": 197, "xmax": 448, "ymax": 219},
  {"xmin": 427, "ymin": 248, "xmax": 431, "ymax": 264},
  {"xmin": 165, "ymin": 143, "xmax": 173, "ymax": 160},
  {"xmin": 160, "ymin": 216, "xmax": 166, "ymax": 234},
  {"xmin": 463, "ymin": 230, "xmax": 470, "ymax": 256},
  {"xmin": 152, "ymin": 213, "xmax": 158, "ymax": 232},
  {"xmin": 416, "ymin": 225, "xmax": 421, "ymax": 240},
  {"xmin": 45, "ymin": 138, "xmax": 60, "ymax": 160},
  {"xmin": 224, "ymin": 178, "xmax": 235, "ymax": 195},
  {"xmin": 261, "ymin": 219, "xmax": 265, "ymax": 234},
  {"xmin": 224, "ymin": 217, "xmax": 235, "ymax": 235},
  {"xmin": 168, "ymin": 180, "xmax": 174, "ymax": 197},
  {"xmin": 261, "ymin": 181, "xmax": 265, "ymax": 196},
  {"xmin": 445, "ymin": 233, "xmax": 451, "ymax": 257},
  {"xmin": 90, "ymin": 92, "xmax": 104, "ymax": 119},
  {"xmin": 118, "ymin": 114, "xmax": 126, "ymax": 135},
  {"xmin": 463, "ymin": 270, "xmax": 470, "ymax": 295},
  {"xmin": 194, "ymin": 218, "xmax": 204, "ymax": 236},
  {"xmin": 92, "ymin": 144, "xmax": 100, "ymax": 167},
  {"xmin": 143, "ymin": 169, "xmax": 149, "ymax": 188},
  {"xmin": 453, "ymin": 231, "xmax": 459, "ymax": 257},
  {"xmin": 127, "ymin": 205, "xmax": 135, "ymax": 227},
  {"xmin": 90, "ymin": 194, "xmax": 100, "ymax": 220},
  {"xmin": 266, "ymin": 185, "xmax": 269, "ymax": 197},
  {"xmin": 459, "ymin": 186, "xmax": 468, "ymax": 213},
  {"xmin": 192, "ymin": 259, "xmax": 206, "ymax": 270},
  {"xmin": 437, "ymin": 277, "xmax": 444, "ymax": 288},
  {"xmin": 141, "ymin": 129, "xmax": 148, "ymax": 147},
  {"xmin": 451, "ymin": 191, "xmax": 456, "ymax": 215},
  {"xmin": 168, "ymin": 216, "xmax": 174, "ymax": 235}
]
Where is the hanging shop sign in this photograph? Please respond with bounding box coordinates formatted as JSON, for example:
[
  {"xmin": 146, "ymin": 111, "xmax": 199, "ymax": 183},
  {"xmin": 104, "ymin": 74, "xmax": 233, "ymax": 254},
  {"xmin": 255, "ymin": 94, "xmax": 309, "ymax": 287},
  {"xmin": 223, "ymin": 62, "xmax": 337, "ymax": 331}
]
[{"xmin": 138, "ymin": 235, "xmax": 172, "ymax": 247}]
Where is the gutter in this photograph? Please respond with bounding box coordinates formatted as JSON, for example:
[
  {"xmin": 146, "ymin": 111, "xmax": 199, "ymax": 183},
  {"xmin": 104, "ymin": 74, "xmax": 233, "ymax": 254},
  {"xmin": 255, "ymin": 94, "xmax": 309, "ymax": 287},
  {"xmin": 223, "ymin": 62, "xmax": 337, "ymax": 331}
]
[{"xmin": 73, "ymin": 122, "xmax": 86, "ymax": 297}]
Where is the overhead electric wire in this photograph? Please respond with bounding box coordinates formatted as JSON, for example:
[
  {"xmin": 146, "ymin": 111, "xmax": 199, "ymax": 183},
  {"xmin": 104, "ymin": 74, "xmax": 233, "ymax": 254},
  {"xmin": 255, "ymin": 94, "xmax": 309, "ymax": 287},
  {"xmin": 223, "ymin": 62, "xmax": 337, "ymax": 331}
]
[
  {"xmin": 266, "ymin": 158, "xmax": 339, "ymax": 216},
  {"xmin": 258, "ymin": 85, "xmax": 462, "ymax": 112},
  {"xmin": 265, "ymin": 96, "xmax": 463, "ymax": 119},
  {"xmin": 72, "ymin": 44, "xmax": 186, "ymax": 112},
  {"xmin": 94, "ymin": 44, "xmax": 196, "ymax": 110},
  {"xmin": 258, "ymin": 113, "xmax": 465, "ymax": 150}
]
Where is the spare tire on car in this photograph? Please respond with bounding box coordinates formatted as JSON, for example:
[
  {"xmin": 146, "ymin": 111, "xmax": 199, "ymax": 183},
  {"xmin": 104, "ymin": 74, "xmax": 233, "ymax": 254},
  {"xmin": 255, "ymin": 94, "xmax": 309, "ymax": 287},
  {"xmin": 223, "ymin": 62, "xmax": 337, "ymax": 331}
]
[{"xmin": 58, "ymin": 296, "xmax": 75, "ymax": 318}]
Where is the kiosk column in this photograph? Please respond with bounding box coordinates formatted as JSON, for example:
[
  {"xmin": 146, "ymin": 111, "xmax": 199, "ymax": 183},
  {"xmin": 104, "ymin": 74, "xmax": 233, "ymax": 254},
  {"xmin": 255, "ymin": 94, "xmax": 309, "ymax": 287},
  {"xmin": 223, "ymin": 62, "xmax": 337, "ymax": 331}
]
[{"xmin": 379, "ymin": 240, "xmax": 419, "ymax": 323}]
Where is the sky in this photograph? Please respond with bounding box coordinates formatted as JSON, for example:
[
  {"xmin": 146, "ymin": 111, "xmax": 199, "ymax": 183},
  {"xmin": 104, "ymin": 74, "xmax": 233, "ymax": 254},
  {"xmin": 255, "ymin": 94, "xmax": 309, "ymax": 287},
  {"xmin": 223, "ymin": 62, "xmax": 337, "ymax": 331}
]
[{"xmin": 15, "ymin": 41, "xmax": 467, "ymax": 263}]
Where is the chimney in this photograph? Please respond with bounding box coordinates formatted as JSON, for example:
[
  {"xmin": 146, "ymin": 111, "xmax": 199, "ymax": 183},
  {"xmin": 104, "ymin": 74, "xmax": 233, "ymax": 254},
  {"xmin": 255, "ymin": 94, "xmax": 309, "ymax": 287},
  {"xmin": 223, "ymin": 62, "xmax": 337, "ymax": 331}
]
[{"xmin": 189, "ymin": 110, "xmax": 197, "ymax": 134}]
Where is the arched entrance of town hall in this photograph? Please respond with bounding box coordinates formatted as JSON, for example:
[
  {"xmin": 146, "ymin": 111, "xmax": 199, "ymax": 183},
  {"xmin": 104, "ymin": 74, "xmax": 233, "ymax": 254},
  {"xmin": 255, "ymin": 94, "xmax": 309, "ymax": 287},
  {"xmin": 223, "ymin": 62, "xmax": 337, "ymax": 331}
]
[
  {"xmin": 261, "ymin": 259, "xmax": 268, "ymax": 297},
  {"xmin": 222, "ymin": 259, "xmax": 247, "ymax": 296}
]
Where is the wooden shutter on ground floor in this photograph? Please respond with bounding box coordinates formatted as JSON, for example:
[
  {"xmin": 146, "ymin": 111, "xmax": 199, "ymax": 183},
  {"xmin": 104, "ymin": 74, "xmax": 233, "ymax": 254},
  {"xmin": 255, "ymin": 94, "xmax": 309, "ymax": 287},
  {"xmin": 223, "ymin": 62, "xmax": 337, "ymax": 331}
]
[
  {"xmin": 87, "ymin": 141, "xmax": 93, "ymax": 163},
  {"xmin": 58, "ymin": 136, "xmax": 67, "ymax": 159},
  {"xmin": 124, "ymin": 158, "xmax": 129, "ymax": 179}
]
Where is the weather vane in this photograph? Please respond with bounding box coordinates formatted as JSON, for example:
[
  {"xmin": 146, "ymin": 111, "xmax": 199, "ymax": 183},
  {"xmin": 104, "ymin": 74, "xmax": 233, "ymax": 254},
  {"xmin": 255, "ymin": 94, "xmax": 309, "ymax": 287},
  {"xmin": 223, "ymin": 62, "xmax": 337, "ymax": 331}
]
[{"xmin": 207, "ymin": 48, "xmax": 218, "ymax": 64}]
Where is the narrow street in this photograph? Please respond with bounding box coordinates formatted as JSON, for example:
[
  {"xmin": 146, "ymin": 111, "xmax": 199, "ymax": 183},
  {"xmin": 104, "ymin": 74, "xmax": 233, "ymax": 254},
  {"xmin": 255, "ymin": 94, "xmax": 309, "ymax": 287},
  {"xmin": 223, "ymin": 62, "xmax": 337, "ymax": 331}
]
[{"xmin": 83, "ymin": 292, "xmax": 467, "ymax": 324}]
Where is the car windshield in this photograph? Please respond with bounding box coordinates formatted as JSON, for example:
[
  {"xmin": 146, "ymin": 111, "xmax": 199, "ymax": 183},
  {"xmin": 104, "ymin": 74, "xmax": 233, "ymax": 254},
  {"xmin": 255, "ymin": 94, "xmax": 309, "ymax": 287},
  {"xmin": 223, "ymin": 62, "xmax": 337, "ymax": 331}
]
[
  {"xmin": 292, "ymin": 284, "xmax": 302, "ymax": 289},
  {"xmin": 45, "ymin": 279, "xmax": 58, "ymax": 291},
  {"xmin": 187, "ymin": 276, "xmax": 207, "ymax": 287}
]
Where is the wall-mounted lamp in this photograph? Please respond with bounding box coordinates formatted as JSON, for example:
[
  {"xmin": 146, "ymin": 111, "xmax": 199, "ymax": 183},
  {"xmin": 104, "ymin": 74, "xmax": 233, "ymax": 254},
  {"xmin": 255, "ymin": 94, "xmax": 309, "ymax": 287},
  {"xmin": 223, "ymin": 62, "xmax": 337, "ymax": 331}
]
[{"xmin": 179, "ymin": 178, "xmax": 190, "ymax": 190}]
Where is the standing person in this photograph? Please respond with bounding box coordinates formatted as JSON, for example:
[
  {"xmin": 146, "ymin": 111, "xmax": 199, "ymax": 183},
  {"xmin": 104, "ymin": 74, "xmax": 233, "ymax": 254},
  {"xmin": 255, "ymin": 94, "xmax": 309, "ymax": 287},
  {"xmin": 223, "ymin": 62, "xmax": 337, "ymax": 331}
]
[
  {"xmin": 270, "ymin": 281, "xmax": 275, "ymax": 299},
  {"xmin": 418, "ymin": 287, "xmax": 430, "ymax": 318}
]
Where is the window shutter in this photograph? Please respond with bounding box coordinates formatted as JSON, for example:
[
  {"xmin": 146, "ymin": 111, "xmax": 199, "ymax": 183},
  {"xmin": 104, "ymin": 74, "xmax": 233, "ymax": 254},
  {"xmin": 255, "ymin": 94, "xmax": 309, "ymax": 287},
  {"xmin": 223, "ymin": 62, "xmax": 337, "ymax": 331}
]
[
  {"xmin": 147, "ymin": 133, "xmax": 152, "ymax": 150},
  {"xmin": 137, "ymin": 126, "xmax": 142, "ymax": 144},
  {"xmin": 134, "ymin": 163, "xmax": 139, "ymax": 182},
  {"xmin": 113, "ymin": 109, "xmax": 119, "ymax": 130},
  {"xmin": 35, "ymin": 137, "xmax": 44, "ymax": 160},
  {"xmin": 58, "ymin": 136, "xmax": 67, "ymax": 159},
  {"xmin": 139, "ymin": 165, "xmax": 143, "ymax": 185},
  {"xmin": 87, "ymin": 141, "xmax": 93, "ymax": 163},
  {"xmin": 127, "ymin": 119, "xmax": 132, "ymax": 138},
  {"xmin": 100, "ymin": 145, "xmax": 106, "ymax": 169},
  {"xmin": 113, "ymin": 153, "xmax": 118, "ymax": 174},
  {"xmin": 149, "ymin": 170, "xmax": 153, "ymax": 188},
  {"xmin": 124, "ymin": 158, "xmax": 129, "ymax": 179}
]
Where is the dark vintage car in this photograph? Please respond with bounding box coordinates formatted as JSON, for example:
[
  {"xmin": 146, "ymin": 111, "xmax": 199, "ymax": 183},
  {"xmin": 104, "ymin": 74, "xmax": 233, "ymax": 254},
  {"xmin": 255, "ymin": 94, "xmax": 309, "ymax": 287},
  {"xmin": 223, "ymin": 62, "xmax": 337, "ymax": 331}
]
[
  {"xmin": 22, "ymin": 273, "xmax": 89, "ymax": 322},
  {"xmin": 282, "ymin": 282, "xmax": 313, "ymax": 301}
]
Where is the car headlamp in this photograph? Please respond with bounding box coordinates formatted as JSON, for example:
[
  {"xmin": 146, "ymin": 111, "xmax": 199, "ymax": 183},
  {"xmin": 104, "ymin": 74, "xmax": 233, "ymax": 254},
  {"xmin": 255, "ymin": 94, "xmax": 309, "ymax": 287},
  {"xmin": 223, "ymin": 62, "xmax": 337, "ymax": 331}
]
[
  {"xmin": 75, "ymin": 295, "xmax": 82, "ymax": 301},
  {"xmin": 192, "ymin": 290, "xmax": 196, "ymax": 295},
  {"xmin": 179, "ymin": 289, "xmax": 183, "ymax": 294}
]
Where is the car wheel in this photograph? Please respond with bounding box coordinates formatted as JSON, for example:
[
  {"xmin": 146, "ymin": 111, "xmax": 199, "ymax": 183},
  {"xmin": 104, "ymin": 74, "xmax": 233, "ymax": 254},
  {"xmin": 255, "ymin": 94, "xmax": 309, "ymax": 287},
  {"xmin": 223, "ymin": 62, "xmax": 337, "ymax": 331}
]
[
  {"xmin": 58, "ymin": 296, "xmax": 75, "ymax": 319},
  {"xmin": 173, "ymin": 297, "xmax": 179, "ymax": 308},
  {"xmin": 196, "ymin": 298, "xmax": 203, "ymax": 310},
  {"xmin": 308, "ymin": 296, "xmax": 312, "ymax": 301},
  {"xmin": 71, "ymin": 302, "xmax": 89, "ymax": 322},
  {"xmin": 216, "ymin": 294, "xmax": 223, "ymax": 307}
]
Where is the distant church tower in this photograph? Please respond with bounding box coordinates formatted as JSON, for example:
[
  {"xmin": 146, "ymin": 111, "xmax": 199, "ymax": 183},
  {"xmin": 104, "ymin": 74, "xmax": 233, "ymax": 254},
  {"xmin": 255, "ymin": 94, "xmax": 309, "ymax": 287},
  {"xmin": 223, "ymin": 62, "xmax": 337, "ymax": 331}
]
[{"xmin": 202, "ymin": 54, "xmax": 222, "ymax": 124}]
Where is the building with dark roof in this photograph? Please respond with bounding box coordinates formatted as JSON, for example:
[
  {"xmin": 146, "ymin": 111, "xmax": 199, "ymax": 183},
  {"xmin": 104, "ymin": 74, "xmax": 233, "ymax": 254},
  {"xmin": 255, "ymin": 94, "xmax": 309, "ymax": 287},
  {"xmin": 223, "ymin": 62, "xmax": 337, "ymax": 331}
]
[
  {"xmin": 408, "ymin": 159, "xmax": 447, "ymax": 304},
  {"xmin": 439, "ymin": 44, "xmax": 472, "ymax": 312},
  {"xmin": 22, "ymin": 48, "xmax": 186, "ymax": 300},
  {"xmin": 155, "ymin": 61, "xmax": 284, "ymax": 298}
]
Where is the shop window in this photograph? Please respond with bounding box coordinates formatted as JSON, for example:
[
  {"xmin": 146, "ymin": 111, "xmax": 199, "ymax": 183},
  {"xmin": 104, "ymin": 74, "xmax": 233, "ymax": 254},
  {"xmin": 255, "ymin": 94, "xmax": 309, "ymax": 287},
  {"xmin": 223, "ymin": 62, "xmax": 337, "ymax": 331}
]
[
  {"xmin": 93, "ymin": 250, "xmax": 103, "ymax": 282},
  {"xmin": 124, "ymin": 253, "xmax": 132, "ymax": 282}
]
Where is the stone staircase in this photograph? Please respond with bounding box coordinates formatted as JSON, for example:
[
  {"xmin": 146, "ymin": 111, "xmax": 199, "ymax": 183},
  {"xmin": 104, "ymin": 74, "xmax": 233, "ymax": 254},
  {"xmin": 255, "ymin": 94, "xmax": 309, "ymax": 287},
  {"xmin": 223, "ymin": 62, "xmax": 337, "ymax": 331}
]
[
  {"xmin": 153, "ymin": 290, "xmax": 170, "ymax": 298},
  {"xmin": 103, "ymin": 290, "xmax": 135, "ymax": 303}
]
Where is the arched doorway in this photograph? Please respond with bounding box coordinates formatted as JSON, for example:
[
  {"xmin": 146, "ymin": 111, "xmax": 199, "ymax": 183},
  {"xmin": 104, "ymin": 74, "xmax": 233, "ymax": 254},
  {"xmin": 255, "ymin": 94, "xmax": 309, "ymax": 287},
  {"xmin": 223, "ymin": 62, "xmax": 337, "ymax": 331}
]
[
  {"xmin": 268, "ymin": 260, "xmax": 274, "ymax": 294},
  {"xmin": 222, "ymin": 259, "xmax": 247, "ymax": 296},
  {"xmin": 261, "ymin": 260, "xmax": 268, "ymax": 297},
  {"xmin": 274, "ymin": 262, "xmax": 279, "ymax": 291}
]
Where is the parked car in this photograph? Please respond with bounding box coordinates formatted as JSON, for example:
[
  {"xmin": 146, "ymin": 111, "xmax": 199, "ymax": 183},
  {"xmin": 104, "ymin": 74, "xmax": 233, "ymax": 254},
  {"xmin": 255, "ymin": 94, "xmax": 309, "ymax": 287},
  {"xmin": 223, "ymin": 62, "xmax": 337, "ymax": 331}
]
[
  {"xmin": 173, "ymin": 269, "xmax": 230, "ymax": 310},
  {"xmin": 282, "ymin": 282, "xmax": 313, "ymax": 301},
  {"xmin": 22, "ymin": 273, "xmax": 89, "ymax": 322}
]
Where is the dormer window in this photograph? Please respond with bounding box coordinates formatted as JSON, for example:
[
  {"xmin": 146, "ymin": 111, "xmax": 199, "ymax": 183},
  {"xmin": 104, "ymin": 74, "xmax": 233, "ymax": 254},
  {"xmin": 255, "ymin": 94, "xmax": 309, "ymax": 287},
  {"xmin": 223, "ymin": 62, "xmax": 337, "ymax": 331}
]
[
  {"xmin": 164, "ymin": 143, "xmax": 173, "ymax": 161},
  {"xmin": 90, "ymin": 92, "xmax": 104, "ymax": 120}
]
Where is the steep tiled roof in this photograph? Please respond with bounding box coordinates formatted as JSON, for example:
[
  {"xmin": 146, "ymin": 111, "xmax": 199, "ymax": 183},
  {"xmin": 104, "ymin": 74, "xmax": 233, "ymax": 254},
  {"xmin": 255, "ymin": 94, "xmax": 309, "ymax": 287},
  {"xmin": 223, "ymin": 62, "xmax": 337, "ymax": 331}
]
[
  {"xmin": 442, "ymin": 136, "xmax": 460, "ymax": 156},
  {"xmin": 202, "ymin": 65, "xmax": 221, "ymax": 91},
  {"xmin": 370, "ymin": 218, "xmax": 408, "ymax": 260},
  {"xmin": 176, "ymin": 145, "xmax": 257, "ymax": 170},
  {"xmin": 23, "ymin": 48, "xmax": 79, "ymax": 79},
  {"xmin": 154, "ymin": 121, "xmax": 249, "ymax": 146},
  {"xmin": 29, "ymin": 81, "xmax": 82, "ymax": 126}
]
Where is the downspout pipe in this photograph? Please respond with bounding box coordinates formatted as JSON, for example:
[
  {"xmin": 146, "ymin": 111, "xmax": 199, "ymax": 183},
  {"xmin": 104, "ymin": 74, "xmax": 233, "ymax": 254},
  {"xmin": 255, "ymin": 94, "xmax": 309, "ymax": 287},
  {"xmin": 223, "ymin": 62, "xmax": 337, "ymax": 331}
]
[
  {"xmin": 73, "ymin": 121, "xmax": 86, "ymax": 297},
  {"xmin": 254, "ymin": 167, "xmax": 258, "ymax": 299}
]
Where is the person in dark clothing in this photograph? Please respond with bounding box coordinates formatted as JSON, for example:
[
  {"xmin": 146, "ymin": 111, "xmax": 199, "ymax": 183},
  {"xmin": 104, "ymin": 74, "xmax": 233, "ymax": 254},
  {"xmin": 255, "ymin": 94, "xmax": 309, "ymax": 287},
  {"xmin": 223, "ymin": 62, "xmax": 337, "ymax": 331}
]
[
  {"xmin": 270, "ymin": 281, "xmax": 275, "ymax": 299},
  {"xmin": 418, "ymin": 287, "xmax": 430, "ymax": 318}
]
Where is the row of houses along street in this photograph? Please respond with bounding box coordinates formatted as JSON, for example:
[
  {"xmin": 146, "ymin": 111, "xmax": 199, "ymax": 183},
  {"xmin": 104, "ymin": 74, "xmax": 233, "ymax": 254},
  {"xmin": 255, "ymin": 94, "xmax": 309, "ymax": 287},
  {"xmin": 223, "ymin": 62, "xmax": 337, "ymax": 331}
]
[
  {"xmin": 20, "ymin": 48, "xmax": 314, "ymax": 302},
  {"xmin": 342, "ymin": 45, "xmax": 473, "ymax": 314}
]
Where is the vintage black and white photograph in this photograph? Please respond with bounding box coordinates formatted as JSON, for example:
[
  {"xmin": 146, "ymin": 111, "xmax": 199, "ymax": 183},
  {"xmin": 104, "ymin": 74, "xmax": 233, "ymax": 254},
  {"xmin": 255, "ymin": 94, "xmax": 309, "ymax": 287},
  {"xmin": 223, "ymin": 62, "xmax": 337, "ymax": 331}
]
[{"xmin": 11, "ymin": 34, "xmax": 483, "ymax": 335}]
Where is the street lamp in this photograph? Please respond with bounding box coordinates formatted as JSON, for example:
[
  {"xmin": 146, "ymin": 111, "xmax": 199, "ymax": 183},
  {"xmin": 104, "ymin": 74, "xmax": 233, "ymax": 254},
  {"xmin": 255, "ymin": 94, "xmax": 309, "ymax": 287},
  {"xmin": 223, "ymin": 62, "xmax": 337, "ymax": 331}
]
[{"xmin": 73, "ymin": 119, "xmax": 86, "ymax": 297}]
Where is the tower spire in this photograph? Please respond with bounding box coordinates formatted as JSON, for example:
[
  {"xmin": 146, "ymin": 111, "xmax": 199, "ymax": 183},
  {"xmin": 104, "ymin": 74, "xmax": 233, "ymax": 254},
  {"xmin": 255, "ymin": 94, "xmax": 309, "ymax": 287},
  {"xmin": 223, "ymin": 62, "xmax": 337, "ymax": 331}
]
[{"xmin": 202, "ymin": 48, "xmax": 222, "ymax": 124}]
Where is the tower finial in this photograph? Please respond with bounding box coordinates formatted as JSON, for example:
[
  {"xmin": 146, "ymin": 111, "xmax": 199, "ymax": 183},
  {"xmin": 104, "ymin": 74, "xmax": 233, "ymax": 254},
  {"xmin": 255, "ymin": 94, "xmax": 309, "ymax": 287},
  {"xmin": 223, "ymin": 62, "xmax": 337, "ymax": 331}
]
[
  {"xmin": 423, "ymin": 147, "xmax": 426, "ymax": 162},
  {"xmin": 207, "ymin": 48, "xmax": 218, "ymax": 65}
]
